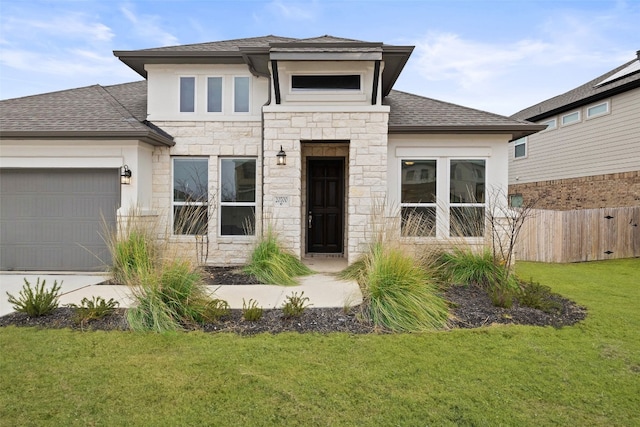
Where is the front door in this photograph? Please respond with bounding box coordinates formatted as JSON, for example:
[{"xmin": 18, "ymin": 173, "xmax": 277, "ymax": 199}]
[{"xmin": 307, "ymin": 159, "xmax": 344, "ymax": 253}]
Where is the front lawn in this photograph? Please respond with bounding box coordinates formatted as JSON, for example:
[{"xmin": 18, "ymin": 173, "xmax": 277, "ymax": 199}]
[{"xmin": 1, "ymin": 259, "xmax": 638, "ymax": 426}]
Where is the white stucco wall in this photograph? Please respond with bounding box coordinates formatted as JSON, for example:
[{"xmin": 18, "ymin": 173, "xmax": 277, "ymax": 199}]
[
  {"xmin": 0, "ymin": 139, "xmax": 154, "ymax": 213},
  {"xmin": 145, "ymin": 64, "xmax": 269, "ymax": 122},
  {"xmin": 387, "ymin": 134, "xmax": 510, "ymax": 242}
]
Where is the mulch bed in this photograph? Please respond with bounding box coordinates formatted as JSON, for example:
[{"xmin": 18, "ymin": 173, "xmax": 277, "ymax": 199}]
[{"xmin": 0, "ymin": 267, "xmax": 587, "ymax": 334}]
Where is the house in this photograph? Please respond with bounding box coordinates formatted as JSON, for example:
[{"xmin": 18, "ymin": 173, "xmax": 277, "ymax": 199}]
[
  {"xmin": 0, "ymin": 35, "xmax": 543, "ymax": 271},
  {"xmin": 508, "ymin": 50, "xmax": 640, "ymax": 210}
]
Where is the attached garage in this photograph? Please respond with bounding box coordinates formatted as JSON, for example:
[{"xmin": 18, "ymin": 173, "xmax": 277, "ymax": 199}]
[{"xmin": 0, "ymin": 168, "xmax": 120, "ymax": 271}]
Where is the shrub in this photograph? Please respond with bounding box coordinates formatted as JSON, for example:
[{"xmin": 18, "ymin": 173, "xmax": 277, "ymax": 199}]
[
  {"xmin": 69, "ymin": 296, "xmax": 119, "ymax": 325},
  {"xmin": 110, "ymin": 229, "xmax": 156, "ymax": 285},
  {"xmin": 244, "ymin": 228, "xmax": 312, "ymax": 286},
  {"xmin": 282, "ymin": 292, "xmax": 311, "ymax": 318},
  {"xmin": 6, "ymin": 278, "xmax": 61, "ymax": 317},
  {"xmin": 518, "ymin": 278, "xmax": 562, "ymax": 314},
  {"xmin": 357, "ymin": 244, "xmax": 449, "ymax": 332},
  {"xmin": 242, "ymin": 298, "xmax": 263, "ymax": 321},
  {"xmin": 202, "ymin": 299, "xmax": 231, "ymax": 322},
  {"xmin": 436, "ymin": 247, "xmax": 518, "ymax": 308},
  {"xmin": 127, "ymin": 260, "xmax": 221, "ymax": 332}
]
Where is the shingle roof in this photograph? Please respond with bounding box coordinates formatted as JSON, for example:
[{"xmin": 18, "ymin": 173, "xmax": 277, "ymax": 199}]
[
  {"xmin": 136, "ymin": 35, "xmax": 297, "ymax": 52},
  {"xmin": 0, "ymin": 82, "xmax": 173, "ymax": 146},
  {"xmin": 511, "ymin": 55, "xmax": 640, "ymax": 121},
  {"xmin": 114, "ymin": 34, "xmax": 412, "ymax": 97},
  {"xmin": 386, "ymin": 90, "xmax": 543, "ymax": 138}
]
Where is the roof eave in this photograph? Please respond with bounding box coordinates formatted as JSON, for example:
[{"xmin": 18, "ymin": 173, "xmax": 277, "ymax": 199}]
[
  {"xmin": 519, "ymin": 77, "xmax": 640, "ymax": 122},
  {"xmin": 113, "ymin": 50, "xmax": 246, "ymax": 77},
  {"xmin": 0, "ymin": 130, "xmax": 175, "ymax": 147},
  {"xmin": 381, "ymin": 46, "xmax": 414, "ymax": 96},
  {"xmin": 388, "ymin": 124, "xmax": 546, "ymax": 140}
]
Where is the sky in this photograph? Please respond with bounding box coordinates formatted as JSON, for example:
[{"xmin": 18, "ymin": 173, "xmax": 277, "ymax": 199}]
[{"xmin": 0, "ymin": 0, "xmax": 638, "ymax": 115}]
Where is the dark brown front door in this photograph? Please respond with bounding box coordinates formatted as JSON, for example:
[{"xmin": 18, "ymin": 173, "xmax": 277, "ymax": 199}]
[{"xmin": 307, "ymin": 159, "xmax": 344, "ymax": 253}]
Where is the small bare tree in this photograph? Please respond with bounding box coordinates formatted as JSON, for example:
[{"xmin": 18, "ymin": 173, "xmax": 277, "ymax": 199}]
[{"xmin": 486, "ymin": 188, "xmax": 541, "ymax": 276}]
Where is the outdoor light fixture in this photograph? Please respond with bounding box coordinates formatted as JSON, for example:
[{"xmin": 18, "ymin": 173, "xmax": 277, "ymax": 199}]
[
  {"xmin": 120, "ymin": 165, "xmax": 132, "ymax": 185},
  {"xmin": 276, "ymin": 146, "xmax": 287, "ymax": 166}
]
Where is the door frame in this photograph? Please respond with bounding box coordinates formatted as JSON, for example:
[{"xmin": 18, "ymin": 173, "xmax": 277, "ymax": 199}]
[{"xmin": 305, "ymin": 157, "xmax": 346, "ymax": 254}]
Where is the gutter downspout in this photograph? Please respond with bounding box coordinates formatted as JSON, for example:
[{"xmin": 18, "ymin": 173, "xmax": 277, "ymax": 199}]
[{"xmin": 261, "ymin": 75, "xmax": 272, "ymax": 239}]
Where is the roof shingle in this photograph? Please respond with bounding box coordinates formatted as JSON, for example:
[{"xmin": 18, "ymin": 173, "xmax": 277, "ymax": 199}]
[
  {"xmin": 0, "ymin": 81, "xmax": 173, "ymax": 146},
  {"xmin": 511, "ymin": 55, "xmax": 640, "ymax": 121}
]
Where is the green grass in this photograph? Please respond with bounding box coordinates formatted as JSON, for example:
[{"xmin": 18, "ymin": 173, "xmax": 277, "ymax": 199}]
[{"xmin": 1, "ymin": 259, "xmax": 639, "ymax": 426}]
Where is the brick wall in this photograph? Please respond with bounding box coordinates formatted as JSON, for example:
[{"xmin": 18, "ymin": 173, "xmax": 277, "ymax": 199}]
[{"xmin": 509, "ymin": 171, "xmax": 640, "ymax": 210}]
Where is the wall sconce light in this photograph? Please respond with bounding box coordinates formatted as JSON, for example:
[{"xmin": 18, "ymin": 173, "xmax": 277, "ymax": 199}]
[
  {"xmin": 120, "ymin": 165, "xmax": 132, "ymax": 185},
  {"xmin": 276, "ymin": 146, "xmax": 287, "ymax": 166}
]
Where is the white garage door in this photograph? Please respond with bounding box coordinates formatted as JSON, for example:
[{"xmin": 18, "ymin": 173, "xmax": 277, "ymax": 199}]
[{"xmin": 0, "ymin": 169, "xmax": 120, "ymax": 271}]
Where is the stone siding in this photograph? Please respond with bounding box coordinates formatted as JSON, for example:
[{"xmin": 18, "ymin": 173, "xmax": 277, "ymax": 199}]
[
  {"xmin": 263, "ymin": 111, "xmax": 389, "ymax": 262},
  {"xmin": 509, "ymin": 171, "xmax": 640, "ymax": 210},
  {"xmin": 151, "ymin": 121, "xmax": 262, "ymax": 265}
]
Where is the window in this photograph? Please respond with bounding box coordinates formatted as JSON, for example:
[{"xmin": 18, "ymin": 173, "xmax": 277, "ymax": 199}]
[
  {"xmin": 173, "ymin": 158, "xmax": 208, "ymax": 234},
  {"xmin": 540, "ymin": 118, "xmax": 556, "ymax": 131},
  {"xmin": 291, "ymin": 75, "xmax": 361, "ymax": 91},
  {"xmin": 400, "ymin": 160, "xmax": 437, "ymax": 236},
  {"xmin": 514, "ymin": 137, "xmax": 527, "ymax": 159},
  {"xmin": 587, "ymin": 101, "xmax": 609, "ymax": 118},
  {"xmin": 509, "ymin": 194, "xmax": 524, "ymax": 208},
  {"xmin": 234, "ymin": 77, "xmax": 250, "ymax": 113},
  {"xmin": 179, "ymin": 77, "xmax": 195, "ymax": 113},
  {"xmin": 207, "ymin": 77, "xmax": 223, "ymax": 113},
  {"xmin": 449, "ymin": 160, "xmax": 485, "ymax": 237},
  {"xmin": 561, "ymin": 111, "xmax": 580, "ymax": 125},
  {"xmin": 220, "ymin": 158, "xmax": 256, "ymax": 235}
]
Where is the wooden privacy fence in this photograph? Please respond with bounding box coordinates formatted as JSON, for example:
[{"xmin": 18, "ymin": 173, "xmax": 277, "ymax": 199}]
[{"xmin": 516, "ymin": 207, "xmax": 640, "ymax": 263}]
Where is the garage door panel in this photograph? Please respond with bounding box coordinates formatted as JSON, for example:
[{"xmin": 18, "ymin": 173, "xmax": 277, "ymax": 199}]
[{"xmin": 1, "ymin": 169, "xmax": 119, "ymax": 271}]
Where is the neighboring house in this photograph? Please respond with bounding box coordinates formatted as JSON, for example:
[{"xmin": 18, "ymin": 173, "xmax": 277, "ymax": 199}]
[
  {"xmin": 0, "ymin": 35, "xmax": 542, "ymax": 271},
  {"xmin": 509, "ymin": 50, "xmax": 640, "ymax": 210}
]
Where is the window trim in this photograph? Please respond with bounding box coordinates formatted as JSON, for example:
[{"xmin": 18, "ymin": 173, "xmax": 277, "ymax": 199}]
[
  {"xmin": 513, "ymin": 137, "xmax": 527, "ymax": 159},
  {"xmin": 586, "ymin": 100, "xmax": 610, "ymax": 119},
  {"xmin": 179, "ymin": 76, "xmax": 196, "ymax": 113},
  {"xmin": 233, "ymin": 76, "xmax": 251, "ymax": 114},
  {"xmin": 219, "ymin": 157, "xmax": 257, "ymax": 237},
  {"xmin": 399, "ymin": 159, "xmax": 438, "ymax": 237},
  {"xmin": 449, "ymin": 158, "xmax": 486, "ymax": 238},
  {"xmin": 540, "ymin": 118, "xmax": 557, "ymax": 131},
  {"xmin": 561, "ymin": 110, "xmax": 581, "ymax": 126},
  {"xmin": 172, "ymin": 157, "xmax": 209, "ymax": 236},
  {"xmin": 398, "ymin": 157, "xmax": 487, "ymax": 239},
  {"xmin": 206, "ymin": 76, "xmax": 224, "ymax": 114}
]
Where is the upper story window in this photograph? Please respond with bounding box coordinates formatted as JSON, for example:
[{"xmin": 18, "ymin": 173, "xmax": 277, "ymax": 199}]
[
  {"xmin": 207, "ymin": 77, "xmax": 223, "ymax": 113},
  {"xmin": 513, "ymin": 137, "xmax": 527, "ymax": 159},
  {"xmin": 179, "ymin": 77, "xmax": 195, "ymax": 113},
  {"xmin": 540, "ymin": 118, "xmax": 557, "ymax": 131},
  {"xmin": 561, "ymin": 110, "xmax": 580, "ymax": 126},
  {"xmin": 234, "ymin": 77, "xmax": 250, "ymax": 113},
  {"xmin": 587, "ymin": 101, "xmax": 609, "ymax": 118},
  {"xmin": 291, "ymin": 75, "xmax": 361, "ymax": 91}
]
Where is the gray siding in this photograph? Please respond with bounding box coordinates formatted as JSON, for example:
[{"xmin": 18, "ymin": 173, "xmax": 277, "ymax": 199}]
[
  {"xmin": 0, "ymin": 169, "xmax": 120, "ymax": 271},
  {"xmin": 509, "ymin": 88, "xmax": 640, "ymax": 184}
]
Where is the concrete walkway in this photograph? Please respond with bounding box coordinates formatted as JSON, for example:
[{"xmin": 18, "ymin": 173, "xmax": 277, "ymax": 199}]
[{"xmin": 0, "ymin": 259, "xmax": 362, "ymax": 316}]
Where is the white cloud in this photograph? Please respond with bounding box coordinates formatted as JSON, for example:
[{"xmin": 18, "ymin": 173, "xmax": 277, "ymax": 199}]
[
  {"xmin": 120, "ymin": 4, "xmax": 179, "ymax": 46},
  {"xmin": 267, "ymin": 0, "xmax": 317, "ymax": 20},
  {"xmin": 3, "ymin": 14, "xmax": 114, "ymax": 43},
  {"xmin": 408, "ymin": 3, "xmax": 638, "ymax": 116}
]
